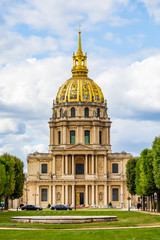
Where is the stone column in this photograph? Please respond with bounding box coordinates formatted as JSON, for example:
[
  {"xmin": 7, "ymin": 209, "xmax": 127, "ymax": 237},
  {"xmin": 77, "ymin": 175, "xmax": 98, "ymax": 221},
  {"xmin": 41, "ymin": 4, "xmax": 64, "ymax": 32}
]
[
  {"xmin": 53, "ymin": 155, "xmax": 56, "ymax": 175},
  {"xmin": 72, "ymin": 155, "xmax": 74, "ymax": 175},
  {"xmin": 48, "ymin": 185, "xmax": 51, "ymax": 204},
  {"xmin": 65, "ymin": 155, "xmax": 68, "ymax": 175},
  {"xmin": 36, "ymin": 185, "xmax": 39, "ymax": 206},
  {"xmin": 76, "ymin": 127, "xmax": 79, "ymax": 144},
  {"xmin": 104, "ymin": 155, "xmax": 107, "ymax": 177},
  {"xmin": 72, "ymin": 185, "xmax": 75, "ymax": 206},
  {"xmin": 62, "ymin": 185, "xmax": 64, "ymax": 204},
  {"xmin": 108, "ymin": 127, "xmax": 110, "ymax": 145},
  {"xmin": 62, "ymin": 155, "xmax": 65, "ymax": 175},
  {"xmin": 92, "ymin": 184, "xmax": 95, "ymax": 206},
  {"xmin": 109, "ymin": 185, "xmax": 111, "ymax": 203},
  {"xmin": 92, "ymin": 155, "xmax": 94, "ymax": 174},
  {"xmin": 96, "ymin": 185, "xmax": 98, "ymax": 206},
  {"xmin": 85, "ymin": 155, "xmax": 88, "ymax": 175},
  {"xmin": 81, "ymin": 126, "xmax": 83, "ymax": 144},
  {"xmin": 63, "ymin": 126, "xmax": 67, "ymax": 144},
  {"xmin": 104, "ymin": 184, "xmax": 107, "ymax": 206},
  {"xmin": 53, "ymin": 185, "xmax": 56, "ymax": 205},
  {"xmin": 95, "ymin": 155, "xmax": 98, "ymax": 174},
  {"xmin": 65, "ymin": 185, "xmax": 68, "ymax": 205},
  {"xmin": 85, "ymin": 185, "xmax": 88, "ymax": 206},
  {"xmin": 94, "ymin": 126, "xmax": 96, "ymax": 144},
  {"xmin": 121, "ymin": 184, "xmax": 123, "ymax": 206},
  {"xmin": 50, "ymin": 127, "xmax": 54, "ymax": 145}
]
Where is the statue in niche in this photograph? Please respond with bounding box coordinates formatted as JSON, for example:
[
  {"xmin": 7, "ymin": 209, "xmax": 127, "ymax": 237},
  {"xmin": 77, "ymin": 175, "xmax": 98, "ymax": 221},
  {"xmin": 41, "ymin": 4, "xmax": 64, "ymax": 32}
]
[
  {"xmin": 63, "ymin": 110, "xmax": 67, "ymax": 117},
  {"xmin": 53, "ymin": 110, "xmax": 57, "ymax": 119},
  {"xmin": 103, "ymin": 109, "xmax": 107, "ymax": 118},
  {"xmin": 49, "ymin": 171, "xmax": 52, "ymax": 180},
  {"xmin": 57, "ymin": 192, "xmax": 61, "ymax": 201}
]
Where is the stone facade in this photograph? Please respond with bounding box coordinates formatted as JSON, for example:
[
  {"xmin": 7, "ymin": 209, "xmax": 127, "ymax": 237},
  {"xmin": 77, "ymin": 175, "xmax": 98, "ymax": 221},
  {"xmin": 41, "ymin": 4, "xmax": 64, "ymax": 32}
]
[{"xmin": 27, "ymin": 30, "xmax": 131, "ymax": 208}]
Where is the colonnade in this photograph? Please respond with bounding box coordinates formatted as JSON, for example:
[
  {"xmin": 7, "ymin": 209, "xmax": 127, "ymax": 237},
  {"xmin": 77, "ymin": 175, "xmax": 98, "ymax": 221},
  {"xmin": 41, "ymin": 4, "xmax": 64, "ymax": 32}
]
[
  {"xmin": 52, "ymin": 154, "xmax": 107, "ymax": 176},
  {"xmin": 35, "ymin": 183, "xmax": 124, "ymax": 207},
  {"xmin": 49, "ymin": 125, "xmax": 111, "ymax": 146}
]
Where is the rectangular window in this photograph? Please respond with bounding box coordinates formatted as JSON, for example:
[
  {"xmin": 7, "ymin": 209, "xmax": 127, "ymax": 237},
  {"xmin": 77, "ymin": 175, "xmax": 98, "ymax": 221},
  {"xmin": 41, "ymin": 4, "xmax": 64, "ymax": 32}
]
[
  {"xmin": 112, "ymin": 188, "xmax": 119, "ymax": 201},
  {"xmin": 112, "ymin": 163, "xmax": 118, "ymax": 173},
  {"xmin": 70, "ymin": 130, "xmax": 75, "ymax": 144},
  {"xmin": 76, "ymin": 164, "xmax": 84, "ymax": 175},
  {"xmin": 99, "ymin": 131, "xmax": 102, "ymax": 144},
  {"xmin": 84, "ymin": 130, "xmax": 90, "ymax": 144},
  {"xmin": 41, "ymin": 164, "xmax": 47, "ymax": 174},
  {"xmin": 41, "ymin": 189, "xmax": 47, "ymax": 202},
  {"xmin": 58, "ymin": 131, "xmax": 61, "ymax": 144}
]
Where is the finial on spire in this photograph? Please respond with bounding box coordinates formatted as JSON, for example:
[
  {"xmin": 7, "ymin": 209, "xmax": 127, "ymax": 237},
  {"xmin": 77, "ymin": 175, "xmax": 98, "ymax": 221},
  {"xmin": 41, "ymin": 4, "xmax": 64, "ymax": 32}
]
[{"xmin": 78, "ymin": 24, "xmax": 82, "ymax": 51}]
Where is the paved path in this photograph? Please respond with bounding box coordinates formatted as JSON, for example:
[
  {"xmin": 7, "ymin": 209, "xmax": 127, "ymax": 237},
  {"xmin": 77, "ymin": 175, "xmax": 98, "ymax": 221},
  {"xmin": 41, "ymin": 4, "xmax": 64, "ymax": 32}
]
[{"xmin": 0, "ymin": 225, "xmax": 160, "ymax": 231}]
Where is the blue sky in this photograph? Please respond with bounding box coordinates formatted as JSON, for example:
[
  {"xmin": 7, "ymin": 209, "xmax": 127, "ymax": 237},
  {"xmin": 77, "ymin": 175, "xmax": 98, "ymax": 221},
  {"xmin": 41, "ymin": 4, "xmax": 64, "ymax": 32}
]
[{"xmin": 0, "ymin": 0, "xmax": 160, "ymax": 171}]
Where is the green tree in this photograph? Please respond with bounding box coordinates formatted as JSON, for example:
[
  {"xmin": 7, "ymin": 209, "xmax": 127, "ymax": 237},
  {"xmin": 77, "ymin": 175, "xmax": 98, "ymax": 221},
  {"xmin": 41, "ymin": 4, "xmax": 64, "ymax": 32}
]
[
  {"xmin": 135, "ymin": 157, "xmax": 146, "ymax": 210},
  {"xmin": 0, "ymin": 153, "xmax": 25, "ymax": 210},
  {"xmin": 152, "ymin": 136, "xmax": 160, "ymax": 212},
  {"xmin": 0, "ymin": 163, "xmax": 6, "ymax": 201},
  {"xmin": 0, "ymin": 154, "xmax": 15, "ymax": 209},
  {"xmin": 126, "ymin": 157, "xmax": 137, "ymax": 195},
  {"xmin": 140, "ymin": 149, "xmax": 157, "ymax": 195},
  {"xmin": 10, "ymin": 157, "xmax": 25, "ymax": 200},
  {"xmin": 140, "ymin": 149, "xmax": 157, "ymax": 211}
]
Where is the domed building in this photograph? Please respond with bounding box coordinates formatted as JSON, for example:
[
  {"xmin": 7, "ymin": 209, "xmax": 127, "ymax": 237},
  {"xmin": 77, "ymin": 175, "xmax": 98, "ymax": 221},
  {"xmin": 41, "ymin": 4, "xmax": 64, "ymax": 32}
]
[{"xmin": 27, "ymin": 29, "xmax": 131, "ymax": 208}]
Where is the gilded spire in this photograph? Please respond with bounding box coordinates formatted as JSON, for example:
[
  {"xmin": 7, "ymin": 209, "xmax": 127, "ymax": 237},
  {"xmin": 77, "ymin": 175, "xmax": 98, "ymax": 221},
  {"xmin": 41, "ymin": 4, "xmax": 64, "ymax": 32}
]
[
  {"xmin": 78, "ymin": 24, "xmax": 82, "ymax": 51},
  {"xmin": 72, "ymin": 26, "xmax": 88, "ymax": 77}
]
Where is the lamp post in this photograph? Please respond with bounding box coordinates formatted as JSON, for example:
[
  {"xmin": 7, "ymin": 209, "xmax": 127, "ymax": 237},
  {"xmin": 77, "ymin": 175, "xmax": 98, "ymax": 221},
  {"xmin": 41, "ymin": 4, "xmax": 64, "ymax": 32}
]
[
  {"xmin": 75, "ymin": 181, "xmax": 77, "ymax": 211},
  {"xmin": 127, "ymin": 197, "xmax": 131, "ymax": 211}
]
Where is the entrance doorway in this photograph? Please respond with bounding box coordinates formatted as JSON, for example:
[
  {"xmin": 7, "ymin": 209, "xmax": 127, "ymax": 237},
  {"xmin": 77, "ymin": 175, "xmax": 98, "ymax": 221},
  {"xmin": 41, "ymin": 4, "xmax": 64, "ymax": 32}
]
[{"xmin": 76, "ymin": 192, "xmax": 84, "ymax": 205}]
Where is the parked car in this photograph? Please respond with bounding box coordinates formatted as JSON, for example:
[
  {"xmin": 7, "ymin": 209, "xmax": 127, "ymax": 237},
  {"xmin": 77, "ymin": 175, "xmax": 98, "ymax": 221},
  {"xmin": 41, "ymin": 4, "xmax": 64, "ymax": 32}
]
[
  {"xmin": 51, "ymin": 204, "xmax": 72, "ymax": 210},
  {"xmin": 21, "ymin": 205, "xmax": 42, "ymax": 211}
]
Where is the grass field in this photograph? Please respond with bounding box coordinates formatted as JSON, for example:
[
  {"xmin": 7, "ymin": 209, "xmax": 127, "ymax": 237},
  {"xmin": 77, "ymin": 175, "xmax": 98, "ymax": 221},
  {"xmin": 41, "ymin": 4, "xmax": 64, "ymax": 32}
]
[
  {"xmin": 0, "ymin": 210, "xmax": 160, "ymax": 239},
  {"xmin": 0, "ymin": 228, "xmax": 160, "ymax": 240},
  {"xmin": 0, "ymin": 210, "xmax": 160, "ymax": 229}
]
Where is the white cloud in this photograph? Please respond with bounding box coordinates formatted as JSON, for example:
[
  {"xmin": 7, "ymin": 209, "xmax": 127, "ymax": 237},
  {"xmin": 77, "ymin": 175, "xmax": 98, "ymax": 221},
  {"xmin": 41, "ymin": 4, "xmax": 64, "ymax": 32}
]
[
  {"xmin": 139, "ymin": 0, "xmax": 160, "ymax": 23},
  {"xmin": 3, "ymin": 0, "xmax": 131, "ymax": 33},
  {"xmin": 96, "ymin": 53, "xmax": 160, "ymax": 118},
  {"xmin": 23, "ymin": 144, "xmax": 47, "ymax": 156},
  {"xmin": 0, "ymin": 119, "xmax": 20, "ymax": 134}
]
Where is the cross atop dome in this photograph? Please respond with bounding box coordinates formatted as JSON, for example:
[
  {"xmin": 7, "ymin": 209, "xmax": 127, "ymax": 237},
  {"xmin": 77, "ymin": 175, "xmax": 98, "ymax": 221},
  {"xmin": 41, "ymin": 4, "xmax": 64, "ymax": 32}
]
[{"xmin": 72, "ymin": 27, "xmax": 88, "ymax": 77}]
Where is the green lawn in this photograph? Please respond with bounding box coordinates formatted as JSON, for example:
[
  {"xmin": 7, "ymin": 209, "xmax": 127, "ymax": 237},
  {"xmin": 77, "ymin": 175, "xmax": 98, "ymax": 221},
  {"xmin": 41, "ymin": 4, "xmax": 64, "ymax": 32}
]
[
  {"xmin": 0, "ymin": 210, "xmax": 160, "ymax": 229},
  {"xmin": 0, "ymin": 228, "xmax": 160, "ymax": 240}
]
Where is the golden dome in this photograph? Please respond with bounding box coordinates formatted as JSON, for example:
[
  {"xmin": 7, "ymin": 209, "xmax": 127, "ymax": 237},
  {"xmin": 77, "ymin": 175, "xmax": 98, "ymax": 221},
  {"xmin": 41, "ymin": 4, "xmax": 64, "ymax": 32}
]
[{"xmin": 56, "ymin": 27, "xmax": 104, "ymax": 104}]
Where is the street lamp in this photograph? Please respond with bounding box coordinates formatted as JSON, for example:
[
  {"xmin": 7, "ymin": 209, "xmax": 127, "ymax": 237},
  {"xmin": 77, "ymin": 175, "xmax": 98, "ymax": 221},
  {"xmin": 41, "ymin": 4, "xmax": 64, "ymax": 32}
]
[
  {"xmin": 127, "ymin": 197, "xmax": 131, "ymax": 211},
  {"xmin": 75, "ymin": 181, "xmax": 77, "ymax": 211}
]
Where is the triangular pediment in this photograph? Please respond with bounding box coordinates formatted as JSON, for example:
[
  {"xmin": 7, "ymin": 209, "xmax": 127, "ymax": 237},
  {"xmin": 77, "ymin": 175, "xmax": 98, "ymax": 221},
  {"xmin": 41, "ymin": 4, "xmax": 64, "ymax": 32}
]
[{"xmin": 67, "ymin": 144, "xmax": 94, "ymax": 151}]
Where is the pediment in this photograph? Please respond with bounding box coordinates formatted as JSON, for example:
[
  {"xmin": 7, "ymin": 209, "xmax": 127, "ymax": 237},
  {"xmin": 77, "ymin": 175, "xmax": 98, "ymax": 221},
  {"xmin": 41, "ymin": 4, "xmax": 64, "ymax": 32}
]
[{"xmin": 67, "ymin": 144, "xmax": 94, "ymax": 151}]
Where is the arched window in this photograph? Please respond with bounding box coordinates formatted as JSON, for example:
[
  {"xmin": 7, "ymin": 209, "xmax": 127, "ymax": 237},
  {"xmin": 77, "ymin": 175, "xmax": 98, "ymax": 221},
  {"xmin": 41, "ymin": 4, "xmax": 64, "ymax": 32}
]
[
  {"xmin": 84, "ymin": 130, "xmax": 90, "ymax": 144},
  {"xmin": 97, "ymin": 108, "xmax": 100, "ymax": 117},
  {"xmin": 60, "ymin": 108, "xmax": 63, "ymax": 117},
  {"xmin": 71, "ymin": 107, "xmax": 75, "ymax": 117},
  {"xmin": 84, "ymin": 107, "xmax": 89, "ymax": 117}
]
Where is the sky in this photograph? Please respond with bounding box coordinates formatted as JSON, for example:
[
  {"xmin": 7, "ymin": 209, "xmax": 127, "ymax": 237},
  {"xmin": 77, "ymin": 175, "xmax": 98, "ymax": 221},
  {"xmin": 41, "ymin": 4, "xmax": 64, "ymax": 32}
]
[{"xmin": 0, "ymin": 0, "xmax": 160, "ymax": 171}]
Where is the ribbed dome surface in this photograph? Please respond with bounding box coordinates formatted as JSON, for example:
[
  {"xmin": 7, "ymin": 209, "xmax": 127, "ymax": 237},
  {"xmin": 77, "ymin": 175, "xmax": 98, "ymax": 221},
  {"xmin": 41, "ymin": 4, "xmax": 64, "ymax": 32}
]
[{"xmin": 56, "ymin": 77, "xmax": 104, "ymax": 104}]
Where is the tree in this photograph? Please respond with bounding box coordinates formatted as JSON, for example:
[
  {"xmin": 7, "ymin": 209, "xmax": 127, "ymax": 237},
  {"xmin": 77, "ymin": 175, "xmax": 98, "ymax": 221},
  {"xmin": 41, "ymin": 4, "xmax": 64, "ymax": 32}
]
[
  {"xmin": 152, "ymin": 136, "xmax": 160, "ymax": 212},
  {"xmin": 135, "ymin": 157, "xmax": 146, "ymax": 210},
  {"xmin": 126, "ymin": 157, "xmax": 137, "ymax": 195},
  {"xmin": 140, "ymin": 149, "xmax": 157, "ymax": 211},
  {"xmin": 10, "ymin": 157, "xmax": 25, "ymax": 200},
  {"xmin": 0, "ymin": 153, "xmax": 25, "ymax": 210},
  {"xmin": 0, "ymin": 163, "xmax": 6, "ymax": 201}
]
